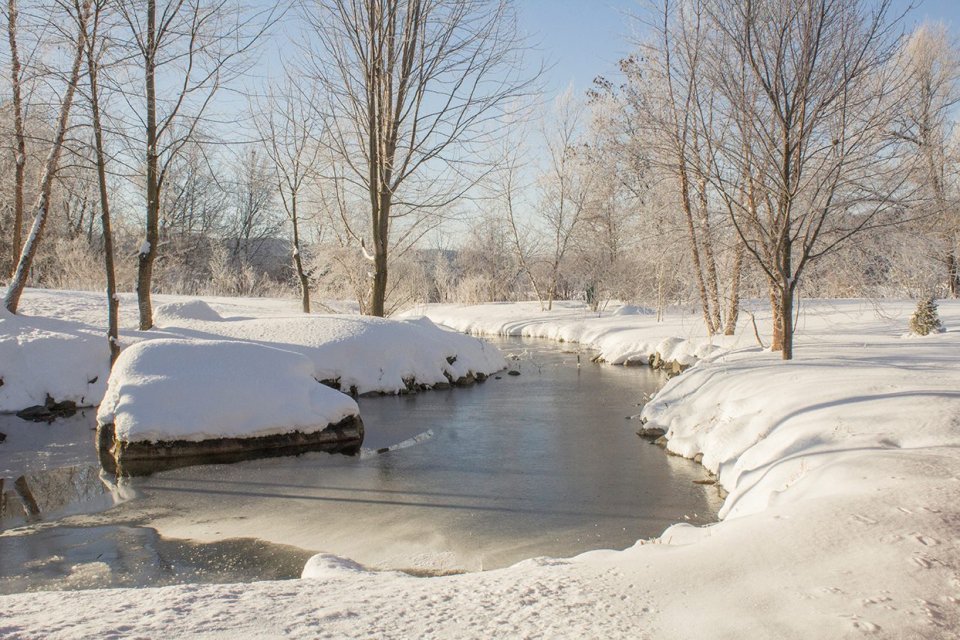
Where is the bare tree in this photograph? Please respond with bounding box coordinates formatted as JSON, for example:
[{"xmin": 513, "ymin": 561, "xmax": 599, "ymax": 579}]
[
  {"xmin": 6, "ymin": 0, "xmax": 26, "ymax": 275},
  {"xmin": 642, "ymin": 0, "xmax": 730, "ymax": 336},
  {"xmin": 537, "ymin": 91, "xmax": 596, "ymax": 311},
  {"xmin": 254, "ymin": 79, "xmax": 324, "ymax": 313},
  {"xmin": 226, "ymin": 148, "xmax": 280, "ymax": 264},
  {"xmin": 5, "ymin": 0, "xmax": 90, "ymax": 313},
  {"xmin": 301, "ymin": 0, "xmax": 537, "ymax": 317},
  {"xmin": 893, "ymin": 22, "xmax": 960, "ymax": 297},
  {"xmin": 83, "ymin": 0, "xmax": 119, "ymax": 364},
  {"xmin": 117, "ymin": 0, "xmax": 275, "ymax": 329},
  {"xmin": 705, "ymin": 0, "xmax": 909, "ymax": 359}
]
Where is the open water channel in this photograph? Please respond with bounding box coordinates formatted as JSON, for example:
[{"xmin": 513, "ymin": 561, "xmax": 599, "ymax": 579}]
[{"xmin": 0, "ymin": 337, "xmax": 720, "ymax": 592}]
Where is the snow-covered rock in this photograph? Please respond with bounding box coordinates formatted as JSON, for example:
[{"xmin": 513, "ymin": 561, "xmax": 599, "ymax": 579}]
[
  {"xmin": 153, "ymin": 300, "xmax": 223, "ymax": 324},
  {"xmin": 95, "ymin": 339, "xmax": 365, "ymax": 475},
  {"xmin": 97, "ymin": 339, "xmax": 359, "ymax": 444}
]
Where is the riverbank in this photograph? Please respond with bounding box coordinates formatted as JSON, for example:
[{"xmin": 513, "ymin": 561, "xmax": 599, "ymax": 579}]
[
  {"xmin": 0, "ymin": 289, "xmax": 505, "ymax": 415},
  {"xmin": 2, "ymin": 295, "xmax": 959, "ymax": 637}
]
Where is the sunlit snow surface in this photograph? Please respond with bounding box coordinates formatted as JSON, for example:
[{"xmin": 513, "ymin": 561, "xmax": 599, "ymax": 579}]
[{"xmin": 2, "ymin": 292, "xmax": 960, "ymax": 638}]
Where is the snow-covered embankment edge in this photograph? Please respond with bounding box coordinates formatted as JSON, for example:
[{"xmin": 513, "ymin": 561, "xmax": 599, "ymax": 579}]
[
  {"xmin": 405, "ymin": 301, "xmax": 744, "ymax": 374},
  {"xmin": 0, "ymin": 294, "xmax": 508, "ymax": 414}
]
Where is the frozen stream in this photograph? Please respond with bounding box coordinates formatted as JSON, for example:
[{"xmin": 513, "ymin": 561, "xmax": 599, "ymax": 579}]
[{"xmin": 0, "ymin": 337, "xmax": 720, "ymax": 591}]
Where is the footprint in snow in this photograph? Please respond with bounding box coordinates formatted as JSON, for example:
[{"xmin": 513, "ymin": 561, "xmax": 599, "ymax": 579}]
[
  {"xmin": 909, "ymin": 532, "xmax": 940, "ymax": 546},
  {"xmin": 911, "ymin": 555, "xmax": 936, "ymax": 569},
  {"xmin": 840, "ymin": 613, "xmax": 881, "ymax": 634},
  {"xmin": 852, "ymin": 514, "xmax": 878, "ymax": 525}
]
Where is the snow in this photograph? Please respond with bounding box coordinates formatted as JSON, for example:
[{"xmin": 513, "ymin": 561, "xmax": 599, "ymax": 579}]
[
  {"xmin": 149, "ymin": 305, "xmax": 506, "ymax": 395},
  {"xmin": 97, "ymin": 339, "xmax": 359, "ymax": 443},
  {"xmin": 0, "ymin": 305, "xmax": 108, "ymax": 411},
  {"xmin": 152, "ymin": 299, "xmax": 223, "ymax": 323},
  {"xmin": 3, "ymin": 295, "xmax": 960, "ymax": 637},
  {"xmin": 403, "ymin": 300, "xmax": 740, "ymax": 367},
  {"xmin": 0, "ymin": 289, "xmax": 505, "ymax": 414}
]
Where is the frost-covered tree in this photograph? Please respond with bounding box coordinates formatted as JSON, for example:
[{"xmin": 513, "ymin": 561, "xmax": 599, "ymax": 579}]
[{"xmin": 4, "ymin": 0, "xmax": 90, "ymax": 313}]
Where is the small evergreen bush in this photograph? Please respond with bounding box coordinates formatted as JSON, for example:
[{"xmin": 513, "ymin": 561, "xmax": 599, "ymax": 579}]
[{"xmin": 909, "ymin": 297, "xmax": 944, "ymax": 336}]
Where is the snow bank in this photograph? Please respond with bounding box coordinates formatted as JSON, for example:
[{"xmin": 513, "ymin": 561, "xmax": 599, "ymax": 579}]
[
  {"xmin": 97, "ymin": 339, "xmax": 359, "ymax": 443},
  {"xmin": 153, "ymin": 300, "xmax": 223, "ymax": 324},
  {"xmin": 405, "ymin": 301, "xmax": 742, "ymax": 370},
  {"xmin": 0, "ymin": 307, "xmax": 109, "ymax": 412},
  {"xmin": 0, "ymin": 290, "xmax": 506, "ymax": 415},
  {"xmin": 151, "ymin": 304, "xmax": 506, "ymax": 395}
]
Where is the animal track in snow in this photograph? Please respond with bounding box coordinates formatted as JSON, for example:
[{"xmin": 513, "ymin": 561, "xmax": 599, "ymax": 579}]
[{"xmin": 852, "ymin": 514, "xmax": 878, "ymax": 525}]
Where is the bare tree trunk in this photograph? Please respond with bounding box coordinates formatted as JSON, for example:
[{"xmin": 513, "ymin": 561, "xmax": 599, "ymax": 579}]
[
  {"xmin": 768, "ymin": 281, "xmax": 783, "ymax": 352},
  {"xmin": 780, "ymin": 282, "xmax": 794, "ymax": 360},
  {"xmin": 370, "ymin": 195, "xmax": 389, "ymax": 317},
  {"xmin": 86, "ymin": 0, "xmax": 119, "ymax": 365},
  {"xmin": 4, "ymin": 1, "xmax": 89, "ymax": 313},
  {"xmin": 693, "ymin": 135, "xmax": 722, "ymax": 329},
  {"xmin": 6, "ymin": 0, "xmax": 25, "ymax": 276},
  {"xmin": 679, "ymin": 165, "xmax": 715, "ymax": 334},
  {"xmin": 291, "ymin": 196, "xmax": 310, "ymax": 313},
  {"xmin": 136, "ymin": 0, "xmax": 158, "ymax": 330},
  {"xmin": 948, "ymin": 249, "xmax": 960, "ymax": 298},
  {"xmin": 723, "ymin": 238, "xmax": 744, "ymax": 335}
]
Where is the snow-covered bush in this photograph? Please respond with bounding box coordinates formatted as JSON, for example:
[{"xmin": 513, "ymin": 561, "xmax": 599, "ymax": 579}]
[{"xmin": 909, "ymin": 297, "xmax": 944, "ymax": 336}]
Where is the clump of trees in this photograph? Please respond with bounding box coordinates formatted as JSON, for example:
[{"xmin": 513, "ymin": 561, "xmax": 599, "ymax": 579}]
[{"xmin": 2, "ymin": 0, "xmax": 960, "ymax": 363}]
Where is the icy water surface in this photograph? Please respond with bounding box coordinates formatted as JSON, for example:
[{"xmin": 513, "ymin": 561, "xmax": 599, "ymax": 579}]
[{"xmin": 0, "ymin": 337, "xmax": 720, "ymax": 590}]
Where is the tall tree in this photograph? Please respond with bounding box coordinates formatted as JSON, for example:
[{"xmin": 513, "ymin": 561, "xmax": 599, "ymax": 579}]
[
  {"xmin": 5, "ymin": 0, "xmax": 26, "ymax": 276},
  {"xmin": 5, "ymin": 0, "xmax": 91, "ymax": 313},
  {"xmin": 638, "ymin": 0, "xmax": 742, "ymax": 337},
  {"xmin": 706, "ymin": 0, "xmax": 909, "ymax": 359},
  {"xmin": 84, "ymin": 0, "xmax": 119, "ymax": 364},
  {"xmin": 118, "ymin": 0, "xmax": 275, "ymax": 329},
  {"xmin": 254, "ymin": 80, "xmax": 324, "ymax": 313},
  {"xmin": 302, "ymin": 0, "xmax": 537, "ymax": 316}
]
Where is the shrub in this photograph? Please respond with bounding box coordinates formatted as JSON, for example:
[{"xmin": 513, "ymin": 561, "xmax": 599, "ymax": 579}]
[{"xmin": 909, "ymin": 297, "xmax": 944, "ymax": 336}]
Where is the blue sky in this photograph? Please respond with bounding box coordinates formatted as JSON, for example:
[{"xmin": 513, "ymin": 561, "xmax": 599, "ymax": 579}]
[{"xmin": 518, "ymin": 0, "xmax": 960, "ymax": 99}]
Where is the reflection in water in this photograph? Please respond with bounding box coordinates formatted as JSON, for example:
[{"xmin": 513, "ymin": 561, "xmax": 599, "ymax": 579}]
[{"xmin": 0, "ymin": 337, "xmax": 721, "ymax": 591}]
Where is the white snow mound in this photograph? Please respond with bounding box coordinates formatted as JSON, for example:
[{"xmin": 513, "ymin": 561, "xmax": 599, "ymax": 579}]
[
  {"xmin": 0, "ymin": 307, "xmax": 108, "ymax": 412},
  {"xmin": 301, "ymin": 554, "xmax": 369, "ymax": 579},
  {"xmin": 153, "ymin": 312, "xmax": 507, "ymax": 395},
  {"xmin": 97, "ymin": 339, "xmax": 359, "ymax": 443},
  {"xmin": 154, "ymin": 300, "xmax": 223, "ymax": 323}
]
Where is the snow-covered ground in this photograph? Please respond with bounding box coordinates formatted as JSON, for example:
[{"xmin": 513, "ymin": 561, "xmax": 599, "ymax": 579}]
[
  {"xmin": 0, "ymin": 289, "xmax": 505, "ymax": 414},
  {"xmin": 2, "ymin": 294, "xmax": 960, "ymax": 638}
]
